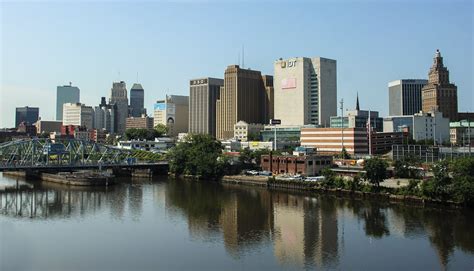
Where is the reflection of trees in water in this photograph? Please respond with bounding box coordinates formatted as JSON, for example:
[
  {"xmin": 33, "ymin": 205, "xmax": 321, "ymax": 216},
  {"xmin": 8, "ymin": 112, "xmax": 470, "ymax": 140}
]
[
  {"xmin": 344, "ymin": 199, "xmax": 390, "ymax": 238},
  {"xmin": 390, "ymin": 205, "xmax": 474, "ymax": 270}
]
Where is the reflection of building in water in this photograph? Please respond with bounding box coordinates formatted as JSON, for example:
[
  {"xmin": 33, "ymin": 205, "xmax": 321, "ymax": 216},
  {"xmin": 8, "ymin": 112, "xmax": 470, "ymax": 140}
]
[
  {"xmin": 273, "ymin": 193, "xmax": 338, "ymax": 269},
  {"xmin": 219, "ymin": 188, "xmax": 274, "ymax": 258},
  {"xmin": 128, "ymin": 184, "xmax": 143, "ymax": 220}
]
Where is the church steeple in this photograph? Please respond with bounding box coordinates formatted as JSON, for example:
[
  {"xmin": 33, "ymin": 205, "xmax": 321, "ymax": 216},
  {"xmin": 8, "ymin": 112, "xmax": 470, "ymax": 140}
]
[{"xmin": 356, "ymin": 92, "xmax": 360, "ymax": 111}]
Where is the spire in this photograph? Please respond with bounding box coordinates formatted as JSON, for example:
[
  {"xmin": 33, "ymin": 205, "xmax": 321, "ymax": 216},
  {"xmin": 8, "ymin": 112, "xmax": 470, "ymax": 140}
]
[{"xmin": 356, "ymin": 92, "xmax": 360, "ymax": 111}]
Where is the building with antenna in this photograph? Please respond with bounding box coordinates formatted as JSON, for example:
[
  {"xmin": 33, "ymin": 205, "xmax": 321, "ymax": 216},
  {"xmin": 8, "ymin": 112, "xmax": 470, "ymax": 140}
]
[
  {"xmin": 421, "ymin": 49, "xmax": 458, "ymax": 121},
  {"xmin": 56, "ymin": 83, "xmax": 80, "ymax": 121},
  {"xmin": 109, "ymin": 81, "xmax": 129, "ymax": 134},
  {"xmin": 273, "ymin": 57, "xmax": 337, "ymax": 127},
  {"xmin": 130, "ymin": 83, "xmax": 145, "ymax": 117},
  {"xmin": 215, "ymin": 65, "xmax": 273, "ymax": 140}
]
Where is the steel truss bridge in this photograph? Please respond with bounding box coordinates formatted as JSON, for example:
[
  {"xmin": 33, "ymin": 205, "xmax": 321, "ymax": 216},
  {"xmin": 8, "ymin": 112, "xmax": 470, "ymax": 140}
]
[{"xmin": 0, "ymin": 139, "xmax": 167, "ymax": 171}]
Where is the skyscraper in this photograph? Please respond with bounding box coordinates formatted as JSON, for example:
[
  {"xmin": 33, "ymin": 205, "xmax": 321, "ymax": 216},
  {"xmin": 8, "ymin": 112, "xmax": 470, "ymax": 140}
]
[
  {"xmin": 15, "ymin": 106, "xmax": 39, "ymax": 127},
  {"xmin": 215, "ymin": 65, "xmax": 273, "ymax": 140},
  {"xmin": 189, "ymin": 77, "xmax": 223, "ymax": 136},
  {"xmin": 388, "ymin": 79, "xmax": 428, "ymax": 116},
  {"xmin": 94, "ymin": 97, "xmax": 116, "ymax": 133},
  {"xmin": 421, "ymin": 49, "xmax": 458, "ymax": 120},
  {"xmin": 274, "ymin": 57, "xmax": 337, "ymax": 126},
  {"xmin": 56, "ymin": 83, "xmax": 80, "ymax": 121},
  {"xmin": 130, "ymin": 83, "xmax": 145, "ymax": 117},
  {"xmin": 109, "ymin": 81, "xmax": 129, "ymax": 134}
]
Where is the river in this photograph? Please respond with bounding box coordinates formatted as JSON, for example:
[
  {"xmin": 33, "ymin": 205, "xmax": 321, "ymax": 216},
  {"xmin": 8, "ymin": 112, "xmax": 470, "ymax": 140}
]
[{"xmin": 0, "ymin": 173, "xmax": 473, "ymax": 270}]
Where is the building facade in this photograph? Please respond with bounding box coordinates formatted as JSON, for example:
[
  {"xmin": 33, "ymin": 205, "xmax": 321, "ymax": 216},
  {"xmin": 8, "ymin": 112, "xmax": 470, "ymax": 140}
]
[
  {"xmin": 15, "ymin": 106, "xmax": 39, "ymax": 127},
  {"xmin": 274, "ymin": 57, "xmax": 337, "ymax": 127},
  {"xmin": 109, "ymin": 81, "xmax": 129, "ymax": 134},
  {"xmin": 450, "ymin": 120, "xmax": 474, "ymax": 146},
  {"xmin": 34, "ymin": 120, "xmax": 62, "ymax": 134},
  {"xmin": 126, "ymin": 115, "xmax": 154, "ymax": 130},
  {"xmin": 421, "ymin": 50, "xmax": 458, "ymax": 120},
  {"xmin": 233, "ymin": 120, "xmax": 264, "ymax": 141},
  {"xmin": 216, "ymin": 65, "xmax": 273, "ymax": 140},
  {"xmin": 189, "ymin": 77, "xmax": 223, "ymax": 136},
  {"xmin": 260, "ymin": 153, "xmax": 333, "ymax": 176},
  {"xmin": 388, "ymin": 79, "xmax": 427, "ymax": 116},
  {"xmin": 383, "ymin": 111, "xmax": 450, "ymax": 143},
  {"xmin": 56, "ymin": 84, "xmax": 80, "ymax": 121},
  {"xmin": 300, "ymin": 127, "xmax": 369, "ymax": 155},
  {"xmin": 154, "ymin": 95, "xmax": 189, "ymax": 137},
  {"xmin": 62, "ymin": 103, "xmax": 94, "ymax": 129},
  {"xmin": 330, "ymin": 110, "xmax": 383, "ymax": 132},
  {"xmin": 130, "ymin": 83, "xmax": 145, "ymax": 117}
]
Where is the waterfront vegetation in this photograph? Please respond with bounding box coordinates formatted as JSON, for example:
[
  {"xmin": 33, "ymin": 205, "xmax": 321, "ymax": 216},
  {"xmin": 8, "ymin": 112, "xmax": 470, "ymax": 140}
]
[
  {"xmin": 315, "ymin": 157, "xmax": 474, "ymax": 207},
  {"xmin": 124, "ymin": 124, "xmax": 168, "ymax": 141},
  {"xmin": 167, "ymin": 134, "xmax": 228, "ymax": 180},
  {"xmin": 165, "ymin": 136, "xmax": 474, "ymax": 207},
  {"xmin": 131, "ymin": 150, "xmax": 164, "ymax": 162}
]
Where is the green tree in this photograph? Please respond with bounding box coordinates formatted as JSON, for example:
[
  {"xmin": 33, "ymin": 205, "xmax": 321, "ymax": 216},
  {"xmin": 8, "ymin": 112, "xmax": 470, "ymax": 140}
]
[
  {"xmin": 167, "ymin": 134, "xmax": 226, "ymax": 180},
  {"xmin": 247, "ymin": 132, "xmax": 260, "ymax": 141},
  {"xmin": 364, "ymin": 157, "xmax": 388, "ymax": 187},
  {"xmin": 154, "ymin": 124, "xmax": 168, "ymax": 137}
]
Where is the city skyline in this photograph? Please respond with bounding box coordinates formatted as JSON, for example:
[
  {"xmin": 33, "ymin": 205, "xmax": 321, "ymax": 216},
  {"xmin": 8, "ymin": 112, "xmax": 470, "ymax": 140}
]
[{"xmin": 1, "ymin": 1, "xmax": 473, "ymax": 127}]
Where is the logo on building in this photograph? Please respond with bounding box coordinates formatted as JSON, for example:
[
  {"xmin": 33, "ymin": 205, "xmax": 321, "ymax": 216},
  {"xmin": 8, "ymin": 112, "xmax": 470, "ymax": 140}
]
[{"xmin": 281, "ymin": 60, "xmax": 296, "ymax": 68}]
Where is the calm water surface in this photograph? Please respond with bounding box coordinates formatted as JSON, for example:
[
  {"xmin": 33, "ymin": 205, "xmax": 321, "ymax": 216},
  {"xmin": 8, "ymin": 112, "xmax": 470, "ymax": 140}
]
[{"xmin": 0, "ymin": 173, "xmax": 473, "ymax": 271}]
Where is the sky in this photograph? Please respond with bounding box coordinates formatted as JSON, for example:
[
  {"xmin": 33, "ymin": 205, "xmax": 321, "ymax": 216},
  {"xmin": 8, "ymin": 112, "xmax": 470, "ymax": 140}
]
[{"xmin": 0, "ymin": 0, "xmax": 473, "ymax": 128}]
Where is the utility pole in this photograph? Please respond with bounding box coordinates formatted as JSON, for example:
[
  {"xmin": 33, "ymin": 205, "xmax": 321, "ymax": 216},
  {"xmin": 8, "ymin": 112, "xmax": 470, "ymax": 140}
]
[
  {"xmin": 340, "ymin": 99, "xmax": 344, "ymax": 156},
  {"xmin": 468, "ymin": 117, "xmax": 472, "ymax": 156},
  {"xmin": 368, "ymin": 109, "xmax": 372, "ymax": 156}
]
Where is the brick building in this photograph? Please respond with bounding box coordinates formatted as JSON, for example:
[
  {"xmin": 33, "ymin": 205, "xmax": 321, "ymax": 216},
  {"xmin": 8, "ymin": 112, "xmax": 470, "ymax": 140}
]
[{"xmin": 261, "ymin": 153, "xmax": 332, "ymax": 176}]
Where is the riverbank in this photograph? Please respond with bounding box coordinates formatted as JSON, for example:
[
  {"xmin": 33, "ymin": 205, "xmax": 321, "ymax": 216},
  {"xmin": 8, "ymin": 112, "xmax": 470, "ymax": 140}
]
[
  {"xmin": 3, "ymin": 171, "xmax": 114, "ymax": 186},
  {"xmin": 221, "ymin": 175, "xmax": 463, "ymax": 209}
]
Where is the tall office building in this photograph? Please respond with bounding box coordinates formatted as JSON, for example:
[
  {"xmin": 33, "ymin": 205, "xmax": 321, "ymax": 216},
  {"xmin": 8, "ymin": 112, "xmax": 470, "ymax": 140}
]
[
  {"xmin": 422, "ymin": 49, "xmax": 458, "ymax": 120},
  {"xmin": 130, "ymin": 83, "xmax": 145, "ymax": 117},
  {"xmin": 94, "ymin": 97, "xmax": 116, "ymax": 133},
  {"xmin": 56, "ymin": 83, "xmax": 80, "ymax": 121},
  {"xmin": 15, "ymin": 106, "xmax": 39, "ymax": 127},
  {"xmin": 62, "ymin": 103, "xmax": 94, "ymax": 129},
  {"xmin": 274, "ymin": 57, "xmax": 337, "ymax": 127},
  {"xmin": 216, "ymin": 65, "xmax": 273, "ymax": 140},
  {"xmin": 109, "ymin": 81, "xmax": 129, "ymax": 134},
  {"xmin": 153, "ymin": 95, "xmax": 189, "ymax": 137},
  {"xmin": 189, "ymin": 77, "xmax": 223, "ymax": 136},
  {"xmin": 388, "ymin": 79, "xmax": 428, "ymax": 116}
]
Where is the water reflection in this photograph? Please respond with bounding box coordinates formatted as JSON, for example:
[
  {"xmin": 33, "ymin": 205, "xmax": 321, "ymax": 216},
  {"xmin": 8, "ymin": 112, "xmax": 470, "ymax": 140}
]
[{"xmin": 1, "ymin": 175, "xmax": 473, "ymax": 270}]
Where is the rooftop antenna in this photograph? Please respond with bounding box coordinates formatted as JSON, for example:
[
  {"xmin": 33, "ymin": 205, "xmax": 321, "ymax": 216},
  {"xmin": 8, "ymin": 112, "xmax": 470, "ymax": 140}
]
[
  {"xmin": 242, "ymin": 44, "xmax": 245, "ymax": 68},
  {"xmin": 238, "ymin": 51, "xmax": 240, "ymax": 66}
]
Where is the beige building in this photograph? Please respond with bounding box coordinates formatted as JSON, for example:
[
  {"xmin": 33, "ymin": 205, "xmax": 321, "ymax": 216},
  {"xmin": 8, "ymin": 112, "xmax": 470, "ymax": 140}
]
[
  {"xmin": 233, "ymin": 120, "xmax": 263, "ymax": 141},
  {"xmin": 216, "ymin": 65, "xmax": 273, "ymax": 140},
  {"xmin": 153, "ymin": 95, "xmax": 189, "ymax": 137},
  {"xmin": 421, "ymin": 50, "xmax": 458, "ymax": 121},
  {"xmin": 274, "ymin": 57, "xmax": 337, "ymax": 127},
  {"xmin": 34, "ymin": 120, "xmax": 62, "ymax": 134},
  {"xmin": 62, "ymin": 103, "xmax": 94, "ymax": 129},
  {"xmin": 300, "ymin": 127, "xmax": 368, "ymax": 155},
  {"xmin": 189, "ymin": 77, "xmax": 223, "ymax": 136},
  {"xmin": 126, "ymin": 115, "xmax": 154, "ymax": 130}
]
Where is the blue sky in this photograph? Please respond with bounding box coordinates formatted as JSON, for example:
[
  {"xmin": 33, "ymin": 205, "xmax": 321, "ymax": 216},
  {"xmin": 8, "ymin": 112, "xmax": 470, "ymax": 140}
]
[{"xmin": 1, "ymin": 0, "xmax": 472, "ymax": 127}]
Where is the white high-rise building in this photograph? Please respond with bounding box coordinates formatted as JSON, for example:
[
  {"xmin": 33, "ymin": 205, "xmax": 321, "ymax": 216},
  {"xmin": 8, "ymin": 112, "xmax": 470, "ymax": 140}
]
[
  {"xmin": 274, "ymin": 57, "xmax": 337, "ymax": 127},
  {"xmin": 56, "ymin": 83, "xmax": 80, "ymax": 121},
  {"xmin": 62, "ymin": 103, "xmax": 94, "ymax": 129}
]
